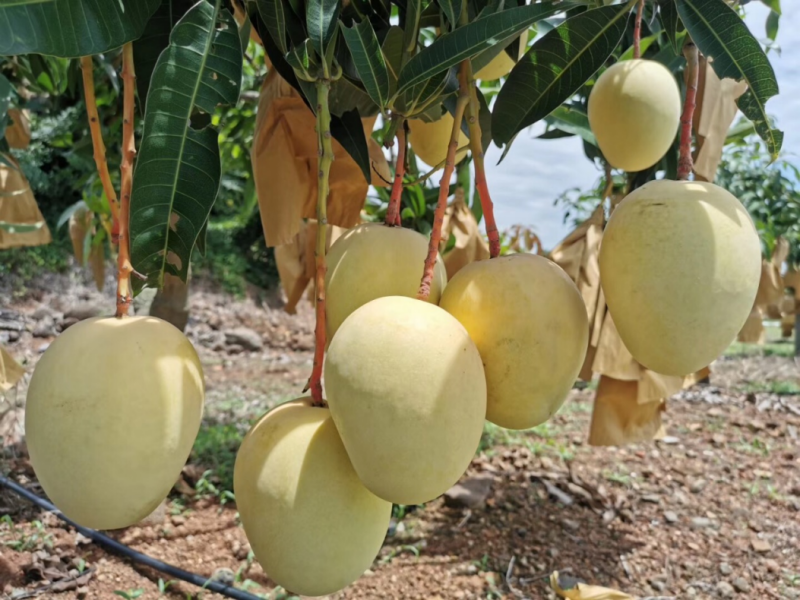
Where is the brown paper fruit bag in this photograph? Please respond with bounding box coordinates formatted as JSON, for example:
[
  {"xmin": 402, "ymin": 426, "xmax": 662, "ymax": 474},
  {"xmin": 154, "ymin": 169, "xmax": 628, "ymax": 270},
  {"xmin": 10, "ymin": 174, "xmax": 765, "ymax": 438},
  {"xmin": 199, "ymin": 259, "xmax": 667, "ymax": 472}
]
[
  {"xmin": 440, "ymin": 188, "xmax": 489, "ymax": 279},
  {"xmin": 1, "ymin": 345, "xmax": 25, "ymax": 392},
  {"xmin": 5, "ymin": 108, "xmax": 32, "ymax": 150},
  {"xmin": 588, "ymin": 376, "xmax": 666, "ymax": 446},
  {"xmin": 0, "ymin": 153, "xmax": 51, "ymax": 249}
]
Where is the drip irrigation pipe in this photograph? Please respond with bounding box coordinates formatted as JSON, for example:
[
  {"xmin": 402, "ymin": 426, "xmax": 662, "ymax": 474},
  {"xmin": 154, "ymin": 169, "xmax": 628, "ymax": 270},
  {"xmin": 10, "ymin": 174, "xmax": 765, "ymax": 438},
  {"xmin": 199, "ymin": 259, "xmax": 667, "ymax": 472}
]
[{"xmin": 0, "ymin": 475, "xmax": 262, "ymax": 600}]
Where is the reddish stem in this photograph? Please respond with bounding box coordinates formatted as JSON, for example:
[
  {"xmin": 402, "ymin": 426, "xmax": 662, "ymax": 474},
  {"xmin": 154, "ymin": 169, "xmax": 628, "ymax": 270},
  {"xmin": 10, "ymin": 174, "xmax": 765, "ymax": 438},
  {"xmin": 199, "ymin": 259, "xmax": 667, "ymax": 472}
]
[
  {"xmin": 678, "ymin": 41, "xmax": 699, "ymax": 181},
  {"xmin": 462, "ymin": 60, "xmax": 500, "ymax": 258},
  {"xmin": 633, "ymin": 0, "xmax": 644, "ymax": 59},
  {"xmin": 385, "ymin": 121, "xmax": 406, "ymax": 227},
  {"xmin": 116, "ymin": 43, "xmax": 137, "ymax": 318},
  {"xmin": 417, "ymin": 84, "xmax": 469, "ymax": 301}
]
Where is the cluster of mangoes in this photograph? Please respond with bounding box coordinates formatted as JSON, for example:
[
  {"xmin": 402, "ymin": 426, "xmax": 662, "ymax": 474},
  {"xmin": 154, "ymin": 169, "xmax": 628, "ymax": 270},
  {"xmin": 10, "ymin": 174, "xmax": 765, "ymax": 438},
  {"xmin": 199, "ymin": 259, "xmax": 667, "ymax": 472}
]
[{"xmin": 23, "ymin": 51, "xmax": 760, "ymax": 599}]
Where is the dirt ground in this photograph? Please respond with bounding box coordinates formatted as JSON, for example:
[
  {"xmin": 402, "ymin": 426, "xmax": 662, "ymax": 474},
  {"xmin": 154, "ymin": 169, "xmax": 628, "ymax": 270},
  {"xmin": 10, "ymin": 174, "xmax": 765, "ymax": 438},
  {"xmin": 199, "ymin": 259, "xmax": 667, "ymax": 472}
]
[{"xmin": 1, "ymin": 271, "xmax": 799, "ymax": 600}]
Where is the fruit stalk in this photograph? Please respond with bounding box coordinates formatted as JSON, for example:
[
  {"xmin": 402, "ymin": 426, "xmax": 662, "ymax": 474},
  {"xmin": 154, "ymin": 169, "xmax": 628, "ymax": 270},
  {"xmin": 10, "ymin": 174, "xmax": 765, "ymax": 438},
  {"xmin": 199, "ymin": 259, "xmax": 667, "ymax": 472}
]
[
  {"xmin": 678, "ymin": 40, "xmax": 699, "ymax": 181},
  {"xmin": 116, "ymin": 43, "xmax": 137, "ymax": 318},
  {"xmin": 307, "ymin": 79, "xmax": 334, "ymax": 406},
  {"xmin": 417, "ymin": 93, "xmax": 469, "ymax": 301},
  {"xmin": 462, "ymin": 61, "xmax": 500, "ymax": 258},
  {"xmin": 80, "ymin": 56, "xmax": 120, "ymax": 243},
  {"xmin": 385, "ymin": 120, "xmax": 407, "ymax": 227},
  {"xmin": 633, "ymin": 0, "xmax": 644, "ymax": 59}
]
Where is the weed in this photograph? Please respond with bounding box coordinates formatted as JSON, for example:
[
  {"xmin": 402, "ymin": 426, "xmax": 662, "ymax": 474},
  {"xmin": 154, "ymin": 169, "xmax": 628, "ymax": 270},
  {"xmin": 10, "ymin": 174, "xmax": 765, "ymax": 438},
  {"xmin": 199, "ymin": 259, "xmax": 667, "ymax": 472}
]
[
  {"xmin": 114, "ymin": 590, "xmax": 144, "ymax": 600},
  {"xmin": 741, "ymin": 380, "xmax": 800, "ymax": 395},
  {"xmin": 473, "ymin": 553, "xmax": 491, "ymax": 572},
  {"xmin": 190, "ymin": 421, "xmax": 247, "ymax": 494},
  {"xmin": 2, "ymin": 519, "xmax": 53, "ymax": 552},
  {"xmin": 603, "ymin": 468, "xmax": 632, "ymax": 487},
  {"xmin": 194, "ymin": 469, "xmax": 236, "ymax": 506},
  {"xmin": 379, "ymin": 544, "xmax": 421, "ymax": 565}
]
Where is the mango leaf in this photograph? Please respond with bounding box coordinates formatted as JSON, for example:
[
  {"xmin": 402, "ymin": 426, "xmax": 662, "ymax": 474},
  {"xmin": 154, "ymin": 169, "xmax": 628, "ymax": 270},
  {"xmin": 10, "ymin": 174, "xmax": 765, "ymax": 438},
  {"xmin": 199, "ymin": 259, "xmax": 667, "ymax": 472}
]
[
  {"xmin": 766, "ymin": 10, "xmax": 779, "ymax": 41},
  {"xmin": 492, "ymin": 3, "xmax": 631, "ymax": 148},
  {"xmin": 307, "ymin": 0, "xmax": 339, "ymax": 59},
  {"xmin": 0, "ymin": 0, "xmax": 160, "ymax": 57},
  {"xmin": 396, "ymin": 2, "xmax": 568, "ymax": 95},
  {"xmin": 544, "ymin": 104, "xmax": 596, "ymax": 145},
  {"xmin": 438, "ymin": 0, "xmax": 463, "ymax": 30},
  {"xmin": 402, "ymin": 0, "xmax": 423, "ymax": 57},
  {"xmin": 658, "ymin": 0, "xmax": 684, "ymax": 55},
  {"xmin": 331, "ymin": 109, "xmax": 371, "ymax": 182},
  {"xmin": 257, "ymin": 0, "xmax": 287, "ymax": 53},
  {"xmin": 759, "ymin": 0, "xmax": 780, "ymax": 13},
  {"xmin": 0, "ymin": 73, "xmax": 12, "ymax": 146},
  {"xmin": 676, "ymin": 0, "xmax": 783, "ymax": 159},
  {"xmin": 130, "ymin": 0, "xmax": 243, "ymax": 289},
  {"xmin": 383, "ymin": 25, "xmax": 405, "ymax": 96},
  {"xmin": 133, "ymin": 0, "xmax": 195, "ymax": 107},
  {"xmin": 341, "ymin": 19, "xmax": 390, "ymax": 109},
  {"xmin": 619, "ymin": 33, "xmax": 658, "ymax": 60}
]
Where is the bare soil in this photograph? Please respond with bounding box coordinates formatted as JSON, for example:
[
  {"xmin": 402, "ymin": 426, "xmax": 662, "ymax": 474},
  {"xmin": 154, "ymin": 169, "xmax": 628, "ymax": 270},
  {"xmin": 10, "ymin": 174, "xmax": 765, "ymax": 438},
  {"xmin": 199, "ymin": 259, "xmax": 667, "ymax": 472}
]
[{"xmin": 1, "ymin": 271, "xmax": 799, "ymax": 600}]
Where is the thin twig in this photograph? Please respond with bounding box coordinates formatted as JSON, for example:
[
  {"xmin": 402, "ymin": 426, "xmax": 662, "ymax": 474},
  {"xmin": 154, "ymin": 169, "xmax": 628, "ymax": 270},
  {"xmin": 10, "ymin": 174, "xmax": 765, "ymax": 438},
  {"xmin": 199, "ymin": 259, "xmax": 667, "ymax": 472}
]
[
  {"xmin": 678, "ymin": 40, "xmax": 699, "ymax": 180},
  {"xmin": 633, "ymin": 0, "xmax": 645, "ymax": 59},
  {"xmin": 305, "ymin": 79, "xmax": 334, "ymax": 406},
  {"xmin": 417, "ymin": 88, "xmax": 469, "ymax": 301},
  {"xmin": 116, "ymin": 43, "xmax": 137, "ymax": 318},
  {"xmin": 80, "ymin": 56, "xmax": 120, "ymax": 243},
  {"xmin": 385, "ymin": 119, "xmax": 407, "ymax": 226}
]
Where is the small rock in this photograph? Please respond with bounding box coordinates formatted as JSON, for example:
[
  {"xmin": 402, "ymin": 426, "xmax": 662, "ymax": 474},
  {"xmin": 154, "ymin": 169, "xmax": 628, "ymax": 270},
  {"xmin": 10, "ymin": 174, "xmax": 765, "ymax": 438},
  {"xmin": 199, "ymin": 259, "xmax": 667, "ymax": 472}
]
[
  {"xmin": 748, "ymin": 520, "xmax": 763, "ymax": 532},
  {"xmin": 764, "ymin": 559, "xmax": 780, "ymax": 573},
  {"xmin": 32, "ymin": 320, "xmax": 55, "ymax": 338},
  {"xmin": 224, "ymin": 327, "xmax": 263, "ymax": 351},
  {"xmin": 0, "ymin": 319, "xmax": 23, "ymax": 332},
  {"xmin": 32, "ymin": 305, "xmax": 57, "ymax": 320},
  {"xmin": 211, "ymin": 567, "xmax": 235, "ymax": 585},
  {"xmin": 716, "ymin": 581, "xmax": 735, "ymax": 597},
  {"xmin": 64, "ymin": 302, "xmax": 102, "ymax": 321},
  {"xmin": 685, "ymin": 586, "xmax": 697, "ymax": 597},
  {"xmin": 171, "ymin": 515, "xmax": 186, "ymax": 526},
  {"xmin": 444, "ymin": 475, "xmax": 494, "ymax": 510},
  {"xmin": 751, "ymin": 539, "xmax": 771, "ymax": 553},
  {"xmin": 719, "ymin": 563, "xmax": 733, "ymax": 575},
  {"xmin": 711, "ymin": 433, "xmax": 726, "ymax": 446},
  {"xmin": 691, "ymin": 517, "xmax": 712, "ymax": 529},
  {"xmin": 749, "ymin": 420, "xmax": 766, "ymax": 431},
  {"xmin": 689, "ymin": 479, "xmax": 707, "ymax": 493},
  {"xmin": 660, "ymin": 436, "xmax": 680, "ymax": 445},
  {"xmin": 76, "ymin": 586, "xmax": 89, "ymax": 599},
  {"xmin": 641, "ymin": 494, "xmax": 661, "ymax": 504},
  {"xmin": 561, "ymin": 519, "xmax": 580, "ymax": 532},
  {"xmin": 664, "ymin": 511, "xmax": 679, "ymax": 524},
  {"xmin": 731, "ymin": 577, "xmax": 750, "ymax": 593}
]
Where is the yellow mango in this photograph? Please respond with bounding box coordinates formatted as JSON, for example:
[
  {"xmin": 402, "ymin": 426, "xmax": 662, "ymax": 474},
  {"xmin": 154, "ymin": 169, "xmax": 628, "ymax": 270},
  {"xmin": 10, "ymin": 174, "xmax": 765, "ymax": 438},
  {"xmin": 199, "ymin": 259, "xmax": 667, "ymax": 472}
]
[
  {"xmin": 325, "ymin": 296, "xmax": 486, "ymax": 505},
  {"xmin": 408, "ymin": 113, "xmax": 469, "ymax": 168},
  {"xmin": 588, "ymin": 59, "xmax": 681, "ymax": 172},
  {"xmin": 475, "ymin": 50, "xmax": 516, "ymax": 81},
  {"xmin": 25, "ymin": 316, "xmax": 204, "ymax": 530},
  {"xmin": 326, "ymin": 222, "xmax": 446, "ymax": 340},
  {"xmin": 599, "ymin": 180, "xmax": 761, "ymax": 375},
  {"xmin": 234, "ymin": 399, "xmax": 390, "ymax": 596},
  {"xmin": 440, "ymin": 254, "xmax": 589, "ymax": 429}
]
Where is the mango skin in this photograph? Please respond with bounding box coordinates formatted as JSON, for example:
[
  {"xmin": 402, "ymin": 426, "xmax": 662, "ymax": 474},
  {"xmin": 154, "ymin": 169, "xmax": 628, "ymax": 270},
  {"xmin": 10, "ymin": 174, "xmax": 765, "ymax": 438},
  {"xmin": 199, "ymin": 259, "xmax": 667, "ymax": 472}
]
[
  {"xmin": 234, "ymin": 399, "xmax": 391, "ymax": 597},
  {"xmin": 408, "ymin": 113, "xmax": 469, "ymax": 168},
  {"xmin": 439, "ymin": 254, "xmax": 589, "ymax": 430},
  {"xmin": 475, "ymin": 50, "xmax": 515, "ymax": 81},
  {"xmin": 599, "ymin": 180, "xmax": 761, "ymax": 376},
  {"xmin": 326, "ymin": 223, "xmax": 447, "ymax": 340},
  {"xmin": 325, "ymin": 296, "xmax": 487, "ymax": 505},
  {"xmin": 588, "ymin": 59, "xmax": 681, "ymax": 172},
  {"xmin": 25, "ymin": 316, "xmax": 204, "ymax": 530}
]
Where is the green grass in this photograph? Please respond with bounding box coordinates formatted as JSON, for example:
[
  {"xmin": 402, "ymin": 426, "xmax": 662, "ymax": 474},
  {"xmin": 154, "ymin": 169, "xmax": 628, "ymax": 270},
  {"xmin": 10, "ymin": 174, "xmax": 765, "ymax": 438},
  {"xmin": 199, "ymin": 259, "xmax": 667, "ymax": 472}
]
[
  {"xmin": 189, "ymin": 421, "xmax": 251, "ymax": 496},
  {"xmin": 725, "ymin": 341, "xmax": 795, "ymax": 358},
  {"xmin": 740, "ymin": 380, "xmax": 800, "ymax": 395}
]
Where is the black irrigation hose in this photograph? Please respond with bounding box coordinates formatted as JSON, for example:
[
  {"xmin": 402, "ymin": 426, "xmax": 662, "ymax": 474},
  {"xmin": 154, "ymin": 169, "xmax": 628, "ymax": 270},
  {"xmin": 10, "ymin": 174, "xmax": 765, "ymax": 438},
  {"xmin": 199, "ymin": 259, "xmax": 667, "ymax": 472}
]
[{"xmin": 0, "ymin": 475, "xmax": 262, "ymax": 600}]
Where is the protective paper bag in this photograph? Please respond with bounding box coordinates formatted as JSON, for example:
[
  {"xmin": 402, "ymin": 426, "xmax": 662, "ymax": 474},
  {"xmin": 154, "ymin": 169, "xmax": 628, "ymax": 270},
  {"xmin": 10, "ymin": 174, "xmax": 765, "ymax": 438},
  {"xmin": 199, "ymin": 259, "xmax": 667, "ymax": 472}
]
[
  {"xmin": 783, "ymin": 270, "xmax": 800, "ymax": 300},
  {"xmin": 440, "ymin": 188, "xmax": 489, "ymax": 279},
  {"xmin": 69, "ymin": 206, "xmax": 92, "ymax": 264},
  {"xmin": 588, "ymin": 376, "xmax": 666, "ymax": 446},
  {"xmin": 5, "ymin": 108, "xmax": 31, "ymax": 150},
  {"xmin": 274, "ymin": 220, "xmax": 345, "ymax": 313},
  {"xmin": 693, "ymin": 59, "xmax": 748, "ymax": 182},
  {"xmin": 251, "ymin": 70, "xmax": 390, "ymax": 247},
  {"xmin": 550, "ymin": 571, "xmax": 633, "ymax": 600},
  {"xmin": 1, "ymin": 345, "xmax": 25, "ymax": 392},
  {"xmin": 0, "ymin": 153, "xmax": 51, "ymax": 249},
  {"xmin": 738, "ymin": 306, "xmax": 765, "ymax": 344}
]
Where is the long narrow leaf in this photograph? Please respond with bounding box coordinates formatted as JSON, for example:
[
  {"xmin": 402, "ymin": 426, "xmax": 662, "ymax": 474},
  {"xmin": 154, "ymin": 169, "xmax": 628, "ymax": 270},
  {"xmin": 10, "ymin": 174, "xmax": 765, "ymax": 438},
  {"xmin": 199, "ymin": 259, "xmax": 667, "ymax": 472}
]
[
  {"xmin": 130, "ymin": 0, "xmax": 243, "ymax": 289},
  {"xmin": 658, "ymin": 0, "xmax": 683, "ymax": 55},
  {"xmin": 677, "ymin": 0, "xmax": 783, "ymax": 159},
  {"xmin": 341, "ymin": 19, "xmax": 390, "ymax": 109},
  {"xmin": 256, "ymin": 0, "xmax": 288, "ymax": 53},
  {"xmin": 0, "ymin": 0, "xmax": 159, "ymax": 57},
  {"xmin": 492, "ymin": 3, "xmax": 631, "ymax": 148},
  {"xmin": 397, "ymin": 1, "xmax": 569, "ymax": 95},
  {"xmin": 307, "ymin": 0, "xmax": 340, "ymax": 58}
]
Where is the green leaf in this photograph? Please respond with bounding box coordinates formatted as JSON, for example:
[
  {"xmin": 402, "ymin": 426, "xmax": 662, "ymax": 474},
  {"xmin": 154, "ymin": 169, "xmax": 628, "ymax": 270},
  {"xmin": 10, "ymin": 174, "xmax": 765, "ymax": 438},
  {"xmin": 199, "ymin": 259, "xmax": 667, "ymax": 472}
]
[
  {"xmin": 402, "ymin": 0, "xmax": 422, "ymax": 57},
  {"xmin": 544, "ymin": 105, "xmax": 596, "ymax": 145},
  {"xmin": 0, "ymin": 221, "xmax": 44, "ymax": 234},
  {"xmin": 0, "ymin": 73, "xmax": 12, "ymax": 146},
  {"xmin": 676, "ymin": 0, "xmax": 783, "ymax": 159},
  {"xmin": 396, "ymin": 2, "xmax": 568, "ymax": 95},
  {"xmin": 307, "ymin": 0, "xmax": 340, "ymax": 60},
  {"xmin": 382, "ymin": 25, "xmax": 405, "ymax": 96},
  {"xmin": 766, "ymin": 10, "xmax": 779, "ymax": 42},
  {"xmin": 476, "ymin": 88, "xmax": 492, "ymax": 153},
  {"xmin": 492, "ymin": 3, "xmax": 631, "ymax": 147},
  {"xmin": 133, "ymin": 0, "xmax": 195, "ymax": 107},
  {"xmin": 340, "ymin": 19, "xmax": 390, "ymax": 109},
  {"xmin": 619, "ymin": 33, "xmax": 658, "ymax": 61},
  {"xmin": 130, "ymin": 0, "xmax": 243, "ymax": 289},
  {"xmin": 0, "ymin": 0, "xmax": 160, "ymax": 57},
  {"xmin": 658, "ymin": 0, "xmax": 684, "ymax": 55},
  {"xmin": 759, "ymin": 0, "xmax": 780, "ymax": 15},
  {"xmin": 438, "ymin": 0, "xmax": 463, "ymax": 30},
  {"xmin": 257, "ymin": 0, "xmax": 288, "ymax": 54},
  {"xmin": 330, "ymin": 109, "xmax": 371, "ymax": 183}
]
